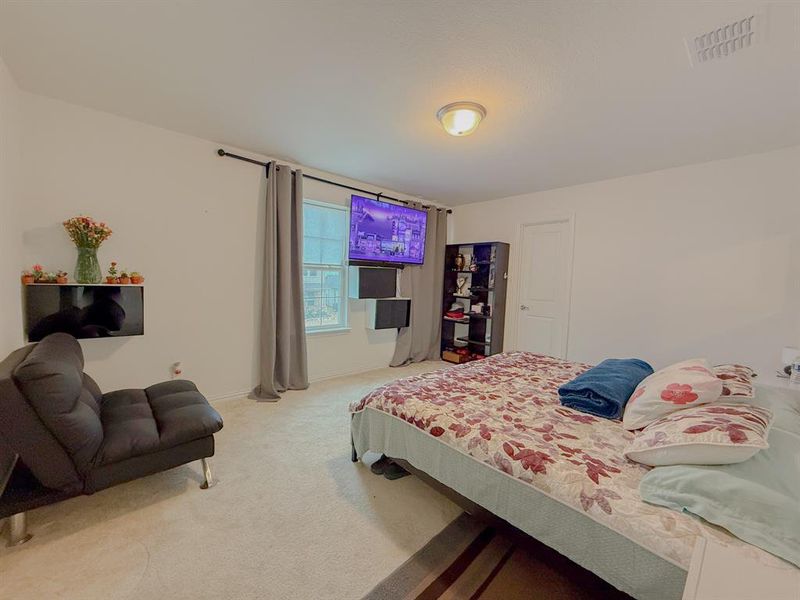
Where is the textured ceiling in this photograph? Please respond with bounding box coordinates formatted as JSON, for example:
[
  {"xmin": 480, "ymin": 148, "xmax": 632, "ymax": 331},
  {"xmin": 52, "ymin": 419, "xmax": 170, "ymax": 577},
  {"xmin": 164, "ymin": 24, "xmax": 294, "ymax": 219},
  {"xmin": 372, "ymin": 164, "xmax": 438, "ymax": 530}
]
[{"xmin": 1, "ymin": 1, "xmax": 798, "ymax": 205}]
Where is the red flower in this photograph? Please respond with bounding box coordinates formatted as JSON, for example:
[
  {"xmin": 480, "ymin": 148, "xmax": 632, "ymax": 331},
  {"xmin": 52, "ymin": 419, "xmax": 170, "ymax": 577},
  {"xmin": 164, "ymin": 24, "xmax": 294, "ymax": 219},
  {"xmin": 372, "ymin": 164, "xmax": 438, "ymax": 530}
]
[
  {"xmin": 557, "ymin": 444, "xmax": 581, "ymax": 457},
  {"xmin": 584, "ymin": 456, "xmax": 621, "ymax": 484},
  {"xmin": 684, "ymin": 422, "xmax": 752, "ymax": 444},
  {"xmin": 448, "ymin": 423, "xmax": 471, "ymax": 438},
  {"xmin": 660, "ymin": 383, "xmax": 698, "ymax": 405},
  {"xmin": 502, "ymin": 442, "xmax": 554, "ymax": 474},
  {"xmin": 726, "ymin": 425, "xmax": 749, "ymax": 444},
  {"xmin": 684, "ymin": 424, "xmax": 714, "ymax": 434},
  {"xmin": 580, "ymin": 488, "xmax": 621, "ymax": 514}
]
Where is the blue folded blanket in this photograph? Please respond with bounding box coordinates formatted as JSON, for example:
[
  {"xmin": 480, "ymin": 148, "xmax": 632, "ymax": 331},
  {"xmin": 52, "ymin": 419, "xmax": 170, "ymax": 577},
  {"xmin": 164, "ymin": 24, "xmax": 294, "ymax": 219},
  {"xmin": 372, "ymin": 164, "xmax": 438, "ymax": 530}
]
[{"xmin": 558, "ymin": 358, "xmax": 653, "ymax": 419}]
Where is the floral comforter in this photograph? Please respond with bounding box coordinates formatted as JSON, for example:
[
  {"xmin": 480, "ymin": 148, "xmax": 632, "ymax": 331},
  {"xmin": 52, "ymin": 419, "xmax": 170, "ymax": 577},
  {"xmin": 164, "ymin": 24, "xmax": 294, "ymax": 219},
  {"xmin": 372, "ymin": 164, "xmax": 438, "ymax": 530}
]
[{"xmin": 350, "ymin": 352, "xmax": 770, "ymax": 570}]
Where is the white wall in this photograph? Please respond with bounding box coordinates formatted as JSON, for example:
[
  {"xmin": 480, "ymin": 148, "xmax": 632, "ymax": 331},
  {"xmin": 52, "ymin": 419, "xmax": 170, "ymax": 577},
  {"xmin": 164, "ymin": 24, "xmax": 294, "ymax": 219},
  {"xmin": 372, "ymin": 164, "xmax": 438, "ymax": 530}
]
[
  {"xmin": 18, "ymin": 94, "xmax": 432, "ymax": 398},
  {"xmin": 0, "ymin": 57, "xmax": 23, "ymax": 355},
  {"xmin": 452, "ymin": 146, "xmax": 800, "ymax": 375}
]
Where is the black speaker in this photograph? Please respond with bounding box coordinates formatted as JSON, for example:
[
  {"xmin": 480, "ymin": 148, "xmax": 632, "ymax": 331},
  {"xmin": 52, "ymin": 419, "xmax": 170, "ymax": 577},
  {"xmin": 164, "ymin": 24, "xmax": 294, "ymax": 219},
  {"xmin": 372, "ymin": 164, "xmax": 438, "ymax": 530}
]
[
  {"xmin": 366, "ymin": 298, "xmax": 410, "ymax": 330},
  {"xmin": 348, "ymin": 267, "xmax": 396, "ymax": 299}
]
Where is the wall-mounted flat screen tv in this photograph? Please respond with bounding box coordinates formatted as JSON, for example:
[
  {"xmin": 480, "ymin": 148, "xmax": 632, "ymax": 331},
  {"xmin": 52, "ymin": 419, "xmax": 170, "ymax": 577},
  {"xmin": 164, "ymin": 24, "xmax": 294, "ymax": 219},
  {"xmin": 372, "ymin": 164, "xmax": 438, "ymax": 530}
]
[
  {"xmin": 24, "ymin": 285, "xmax": 144, "ymax": 342},
  {"xmin": 348, "ymin": 195, "xmax": 427, "ymax": 266}
]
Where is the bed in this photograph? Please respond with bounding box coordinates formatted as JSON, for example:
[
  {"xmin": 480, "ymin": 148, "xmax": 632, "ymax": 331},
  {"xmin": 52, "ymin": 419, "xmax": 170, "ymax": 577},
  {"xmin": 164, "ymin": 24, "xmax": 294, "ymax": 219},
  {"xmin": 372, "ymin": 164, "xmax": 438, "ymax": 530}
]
[{"xmin": 349, "ymin": 352, "xmax": 788, "ymax": 600}]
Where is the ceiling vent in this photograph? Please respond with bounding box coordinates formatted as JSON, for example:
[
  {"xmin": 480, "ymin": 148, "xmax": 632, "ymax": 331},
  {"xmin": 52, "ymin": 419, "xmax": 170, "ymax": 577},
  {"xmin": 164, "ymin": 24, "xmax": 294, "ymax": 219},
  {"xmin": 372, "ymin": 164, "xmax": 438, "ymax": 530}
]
[{"xmin": 685, "ymin": 14, "xmax": 760, "ymax": 67}]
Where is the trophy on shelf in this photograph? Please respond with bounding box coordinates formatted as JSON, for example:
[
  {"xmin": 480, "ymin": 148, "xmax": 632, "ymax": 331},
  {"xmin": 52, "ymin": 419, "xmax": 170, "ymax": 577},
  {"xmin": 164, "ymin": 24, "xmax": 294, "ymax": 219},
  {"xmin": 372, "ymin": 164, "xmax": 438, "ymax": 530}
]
[
  {"xmin": 455, "ymin": 277, "xmax": 468, "ymax": 296},
  {"xmin": 469, "ymin": 254, "xmax": 478, "ymax": 272}
]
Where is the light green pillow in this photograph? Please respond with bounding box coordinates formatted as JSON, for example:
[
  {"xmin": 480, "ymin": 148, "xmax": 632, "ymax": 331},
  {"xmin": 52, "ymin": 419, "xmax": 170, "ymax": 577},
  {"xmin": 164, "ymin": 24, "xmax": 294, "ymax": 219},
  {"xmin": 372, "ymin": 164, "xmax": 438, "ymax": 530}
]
[{"xmin": 640, "ymin": 387, "xmax": 800, "ymax": 567}]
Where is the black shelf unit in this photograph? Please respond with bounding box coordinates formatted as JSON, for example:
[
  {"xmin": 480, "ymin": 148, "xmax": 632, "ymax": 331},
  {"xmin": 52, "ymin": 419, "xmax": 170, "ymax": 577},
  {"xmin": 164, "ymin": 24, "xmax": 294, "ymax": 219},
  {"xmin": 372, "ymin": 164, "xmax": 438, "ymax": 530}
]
[{"xmin": 441, "ymin": 241, "xmax": 510, "ymax": 362}]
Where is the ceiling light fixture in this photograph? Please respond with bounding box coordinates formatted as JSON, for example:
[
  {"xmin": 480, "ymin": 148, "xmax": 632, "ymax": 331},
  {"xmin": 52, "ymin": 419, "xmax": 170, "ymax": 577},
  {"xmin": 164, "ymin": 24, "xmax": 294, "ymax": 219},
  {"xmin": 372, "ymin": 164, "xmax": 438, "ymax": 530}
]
[{"xmin": 436, "ymin": 101, "xmax": 486, "ymax": 137}]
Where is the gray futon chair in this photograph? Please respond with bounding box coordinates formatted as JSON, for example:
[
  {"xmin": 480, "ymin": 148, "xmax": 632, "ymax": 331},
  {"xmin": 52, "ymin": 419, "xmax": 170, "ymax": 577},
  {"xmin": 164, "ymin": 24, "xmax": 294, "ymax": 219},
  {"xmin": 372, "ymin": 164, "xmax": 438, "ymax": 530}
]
[{"xmin": 0, "ymin": 333, "xmax": 223, "ymax": 546}]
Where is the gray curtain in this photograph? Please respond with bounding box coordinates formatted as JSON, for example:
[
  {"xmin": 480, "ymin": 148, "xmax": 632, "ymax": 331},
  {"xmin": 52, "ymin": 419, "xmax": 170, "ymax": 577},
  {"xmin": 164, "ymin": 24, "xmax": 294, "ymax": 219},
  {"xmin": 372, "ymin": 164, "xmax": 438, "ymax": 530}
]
[
  {"xmin": 256, "ymin": 162, "xmax": 308, "ymax": 400},
  {"xmin": 390, "ymin": 205, "xmax": 448, "ymax": 366}
]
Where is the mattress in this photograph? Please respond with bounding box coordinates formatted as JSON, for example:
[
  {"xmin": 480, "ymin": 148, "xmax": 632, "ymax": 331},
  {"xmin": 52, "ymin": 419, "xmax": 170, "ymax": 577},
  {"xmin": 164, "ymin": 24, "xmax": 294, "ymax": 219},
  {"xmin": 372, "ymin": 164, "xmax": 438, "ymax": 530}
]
[{"xmin": 349, "ymin": 352, "xmax": 784, "ymax": 600}]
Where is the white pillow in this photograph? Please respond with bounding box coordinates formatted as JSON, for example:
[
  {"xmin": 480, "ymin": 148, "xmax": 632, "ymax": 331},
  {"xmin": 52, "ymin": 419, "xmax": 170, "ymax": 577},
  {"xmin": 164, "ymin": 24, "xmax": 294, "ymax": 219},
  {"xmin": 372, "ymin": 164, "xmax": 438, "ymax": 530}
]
[
  {"xmin": 714, "ymin": 363, "xmax": 756, "ymax": 400},
  {"xmin": 622, "ymin": 358, "xmax": 723, "ymax": 430},
  {"xmin": 624, "ymin": 403, "xmax": 772, "ymax": 466}
]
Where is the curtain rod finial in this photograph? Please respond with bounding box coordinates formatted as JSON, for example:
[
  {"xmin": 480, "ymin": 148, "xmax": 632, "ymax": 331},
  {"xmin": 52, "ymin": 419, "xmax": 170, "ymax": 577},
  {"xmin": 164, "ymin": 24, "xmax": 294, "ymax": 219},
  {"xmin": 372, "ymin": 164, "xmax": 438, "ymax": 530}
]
[{"xmin": 217, "ymin": 148, "xmax": 226, "ymax": 156}]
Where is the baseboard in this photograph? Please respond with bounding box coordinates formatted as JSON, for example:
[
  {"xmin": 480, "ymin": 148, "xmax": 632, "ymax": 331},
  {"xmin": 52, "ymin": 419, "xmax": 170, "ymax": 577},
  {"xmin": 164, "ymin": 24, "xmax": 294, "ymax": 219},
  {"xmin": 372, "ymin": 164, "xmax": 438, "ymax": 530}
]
[
  {"xmin": 206, "ymin": 389, "xmax": 251, "ymax": 404},
  {"xmin": 308, "ymin": 363, "xmax": 389, "ymax": 384},
  {"xmin": 205, "ymin": 360, "xmax": 434, "ymax": 403}
]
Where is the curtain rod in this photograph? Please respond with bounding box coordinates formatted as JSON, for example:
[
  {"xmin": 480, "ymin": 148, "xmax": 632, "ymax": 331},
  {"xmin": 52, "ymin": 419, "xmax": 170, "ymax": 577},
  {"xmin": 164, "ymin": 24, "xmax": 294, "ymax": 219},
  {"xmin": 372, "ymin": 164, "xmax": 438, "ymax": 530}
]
[{"xmin": 217, "ymin": 148, "xmax": 452, "ymax": 214}]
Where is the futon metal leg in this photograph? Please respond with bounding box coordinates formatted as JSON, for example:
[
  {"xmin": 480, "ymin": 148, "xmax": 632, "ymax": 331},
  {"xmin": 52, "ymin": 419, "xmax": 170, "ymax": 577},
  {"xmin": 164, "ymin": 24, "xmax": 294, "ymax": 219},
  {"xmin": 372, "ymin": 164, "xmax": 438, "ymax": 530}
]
[
  {"xmin": 7, "ymin": 512, "xmax": 32, "ymax": 547},
  {"xmin": 351, "ymin": 436, "xmax": 358, "ymax": 463},
  {"xmin": 200, "ymin": 458, "xmax": 215, "ymax": 489}
]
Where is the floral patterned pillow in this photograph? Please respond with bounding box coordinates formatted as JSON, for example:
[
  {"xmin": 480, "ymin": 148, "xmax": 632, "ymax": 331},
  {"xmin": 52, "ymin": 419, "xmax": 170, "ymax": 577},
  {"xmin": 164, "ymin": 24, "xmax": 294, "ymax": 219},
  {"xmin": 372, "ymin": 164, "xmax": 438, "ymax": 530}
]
[
  {"xmin": 625, "ymin": 403, "xmax": 772, "ymax": 466},
  {"xmin": 622, "ymin": 359, "xmax": 723, "ymax": 430},
  {"xmin": 714, "ymin": 364, "xmax": 756, "ymax": 399}
]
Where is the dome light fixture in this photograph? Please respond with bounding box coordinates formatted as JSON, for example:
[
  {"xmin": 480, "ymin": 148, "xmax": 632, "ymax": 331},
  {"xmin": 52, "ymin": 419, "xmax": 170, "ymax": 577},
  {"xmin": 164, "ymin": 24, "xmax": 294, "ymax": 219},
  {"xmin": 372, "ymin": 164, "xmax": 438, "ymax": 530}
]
[{"xmin": 436, "ymin": 101, "xmax": 487, "ymax": 137}]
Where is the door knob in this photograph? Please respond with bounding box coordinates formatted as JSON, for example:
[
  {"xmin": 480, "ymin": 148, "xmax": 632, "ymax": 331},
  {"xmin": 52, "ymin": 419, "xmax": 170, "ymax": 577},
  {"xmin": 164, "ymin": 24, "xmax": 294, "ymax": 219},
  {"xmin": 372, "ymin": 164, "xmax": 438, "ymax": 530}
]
[{"xmin": 520, "ymin": 305, "xmax": 530, "ymax": 311}]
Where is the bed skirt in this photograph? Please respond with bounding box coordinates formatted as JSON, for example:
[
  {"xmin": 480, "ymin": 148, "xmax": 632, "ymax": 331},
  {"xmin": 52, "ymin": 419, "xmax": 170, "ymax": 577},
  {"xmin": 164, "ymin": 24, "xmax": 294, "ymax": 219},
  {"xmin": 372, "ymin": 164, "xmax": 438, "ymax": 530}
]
[{"xmin": 352, "ymin": 407, "xmax": 687, "ymax": 600}]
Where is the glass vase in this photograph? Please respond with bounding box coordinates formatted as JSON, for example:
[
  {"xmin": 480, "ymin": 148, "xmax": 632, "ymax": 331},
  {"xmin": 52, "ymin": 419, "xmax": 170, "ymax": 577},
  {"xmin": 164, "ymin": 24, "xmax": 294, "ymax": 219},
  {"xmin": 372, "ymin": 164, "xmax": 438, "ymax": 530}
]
[{"xmin": 74, "ymin": 246, "xmax": 102, "ymax": 284}]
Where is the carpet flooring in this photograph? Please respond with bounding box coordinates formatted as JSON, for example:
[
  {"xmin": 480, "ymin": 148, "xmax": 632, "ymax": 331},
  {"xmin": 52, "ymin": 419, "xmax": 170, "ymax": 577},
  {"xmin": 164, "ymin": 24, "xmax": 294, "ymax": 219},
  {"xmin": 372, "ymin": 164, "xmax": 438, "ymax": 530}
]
[
  {"xmin": 363, "ymin": 513, "xmax": 633, "ymax": 600},
  {"xmin": 0, "ymin": 362, "xmax": 462, "ymax": 600}
]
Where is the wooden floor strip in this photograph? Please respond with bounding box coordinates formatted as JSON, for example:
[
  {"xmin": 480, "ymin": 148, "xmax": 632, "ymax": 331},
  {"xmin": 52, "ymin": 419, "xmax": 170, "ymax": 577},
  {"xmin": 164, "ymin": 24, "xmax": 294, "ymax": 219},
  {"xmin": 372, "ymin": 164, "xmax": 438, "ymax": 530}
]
[
  {"xmin": 362, "ymin": 512, "xmax": 487, "ymax": 600},
  {"xmin": 412, "ymin": 526, "xmax": 496, "ymax": 600},
  {"xmin": 469, "ymin": 544, "xmax": 517, "ymax": 600},
  {"xmin": 361, "ymin": 511, "xmax": 633, "ymax": 600},
  {"xmin": 438, "ymin": 536, "xmax": 515, "ymax": 600}
]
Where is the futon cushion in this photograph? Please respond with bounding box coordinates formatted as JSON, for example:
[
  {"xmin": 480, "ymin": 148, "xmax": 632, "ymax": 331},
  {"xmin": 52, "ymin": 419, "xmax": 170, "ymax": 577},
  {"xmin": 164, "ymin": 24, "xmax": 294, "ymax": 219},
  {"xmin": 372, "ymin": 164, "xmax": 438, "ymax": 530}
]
[
  {"xmin": 97, "ymin": 389, "xmax": 160, "ymax": 464},
  {"xmin": 13, "ymin": 333, "xmax": 103, "ymax": 474},
  {"xmin": 146, "ymin": 381, "xmax": 223, "ymax": 448},
  {"xmin": 96, "ymin": 380, "xmax": 222, "ymax": 465},
  {"xmin": 82, "ymin": 373, "xmax": 103, "ymax": 412}
]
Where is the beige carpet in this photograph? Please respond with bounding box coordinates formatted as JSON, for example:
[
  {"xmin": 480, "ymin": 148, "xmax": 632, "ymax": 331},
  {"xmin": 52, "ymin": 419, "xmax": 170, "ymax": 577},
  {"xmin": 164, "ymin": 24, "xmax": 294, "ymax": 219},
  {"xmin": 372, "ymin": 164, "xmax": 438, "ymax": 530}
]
[{"xmin": 0, "ymin": 362, "xmax": 462, "ymax": 600}]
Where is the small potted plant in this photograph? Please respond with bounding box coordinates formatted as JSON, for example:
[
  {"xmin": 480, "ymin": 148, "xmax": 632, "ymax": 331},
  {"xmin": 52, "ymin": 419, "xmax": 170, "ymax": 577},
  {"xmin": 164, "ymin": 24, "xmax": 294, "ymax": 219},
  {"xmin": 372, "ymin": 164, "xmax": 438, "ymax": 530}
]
[
  {"xmin": 56, "ymin": 270, "xmax": 69, "ymax": 284},
  {"xmin": 106, "ymin": 261, "xmax": 119, "ymax": 284},
  {"xmin": 21, "ymin": 270, "xmax": 34, "ymax": 285},
  {"xmin": 130, "ymin": 271, "xmax": 144, "ymax": 285},
  {"xmin": 118, "ymin": 269, "xmax": 131, "ymax": 285},
  {"xmin": 32, "ymin": 264, "xmax": 45, "ymax": 282},
  {"xmin": 42, "ymin": 272, "xmax": 57, "ymax": 283}
]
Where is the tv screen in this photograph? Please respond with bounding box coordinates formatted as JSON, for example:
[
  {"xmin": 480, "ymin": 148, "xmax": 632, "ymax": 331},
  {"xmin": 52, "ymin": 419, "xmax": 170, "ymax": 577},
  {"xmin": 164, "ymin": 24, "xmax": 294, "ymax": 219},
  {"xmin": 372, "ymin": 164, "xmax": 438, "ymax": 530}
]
[
  {"xmin": 348, "ymin": 195, "xmax": 427, "ymax": 265},
  {"xmin": 24, "ymin": 285, "xmax": 144, "ymax": 342}
]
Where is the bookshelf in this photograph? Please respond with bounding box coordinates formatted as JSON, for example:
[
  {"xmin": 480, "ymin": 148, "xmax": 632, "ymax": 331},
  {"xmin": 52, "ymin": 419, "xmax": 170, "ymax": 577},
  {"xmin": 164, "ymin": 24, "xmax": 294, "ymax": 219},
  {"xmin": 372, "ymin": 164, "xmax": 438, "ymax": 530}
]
[{"xmin": 441, "ymin": 242, "xmax": 510, "ymax": 363}]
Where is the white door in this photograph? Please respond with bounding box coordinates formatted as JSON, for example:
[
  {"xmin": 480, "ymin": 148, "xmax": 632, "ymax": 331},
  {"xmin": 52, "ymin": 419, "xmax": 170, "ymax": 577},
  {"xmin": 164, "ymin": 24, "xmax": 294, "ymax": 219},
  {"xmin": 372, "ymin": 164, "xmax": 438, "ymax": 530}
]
[{"xmin": 516, "ymin": 219, "xmax": 573, "ymax": 358}]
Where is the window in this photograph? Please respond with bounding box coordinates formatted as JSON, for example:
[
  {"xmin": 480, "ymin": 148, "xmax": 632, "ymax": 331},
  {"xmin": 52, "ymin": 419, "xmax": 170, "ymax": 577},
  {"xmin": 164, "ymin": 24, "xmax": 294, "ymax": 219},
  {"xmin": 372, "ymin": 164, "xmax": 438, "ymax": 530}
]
[{"xmin": 303, "ymin": 200, "xmax": 349, "ymax": 332}]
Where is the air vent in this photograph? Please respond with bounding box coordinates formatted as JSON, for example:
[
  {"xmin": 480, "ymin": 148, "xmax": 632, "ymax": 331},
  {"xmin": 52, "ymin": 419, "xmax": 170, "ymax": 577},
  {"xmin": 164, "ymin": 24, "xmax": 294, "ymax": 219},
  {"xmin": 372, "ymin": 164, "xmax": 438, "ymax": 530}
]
[{"xmin": 686, "ymin": 14, "xmax": 758, "ymax": 67}]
